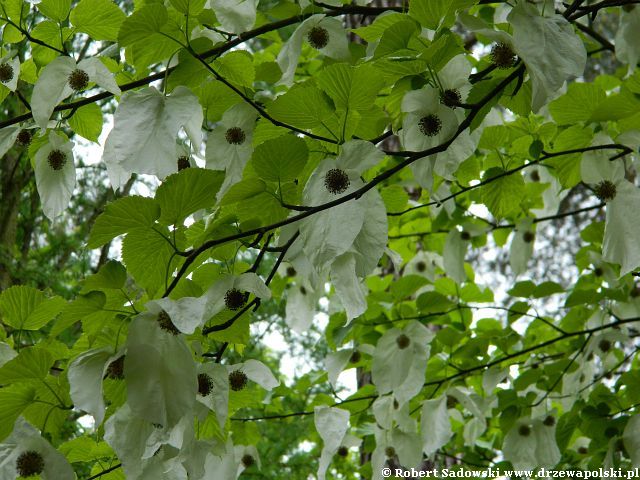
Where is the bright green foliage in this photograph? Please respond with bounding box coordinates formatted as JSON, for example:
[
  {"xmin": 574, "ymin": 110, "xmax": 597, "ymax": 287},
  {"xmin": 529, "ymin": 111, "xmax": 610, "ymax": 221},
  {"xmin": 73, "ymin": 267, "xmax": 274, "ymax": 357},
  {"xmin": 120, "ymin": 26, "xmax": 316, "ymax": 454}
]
[{"xmin": 1, "ymin": 0, "xmax": 640, "ymax": 479}]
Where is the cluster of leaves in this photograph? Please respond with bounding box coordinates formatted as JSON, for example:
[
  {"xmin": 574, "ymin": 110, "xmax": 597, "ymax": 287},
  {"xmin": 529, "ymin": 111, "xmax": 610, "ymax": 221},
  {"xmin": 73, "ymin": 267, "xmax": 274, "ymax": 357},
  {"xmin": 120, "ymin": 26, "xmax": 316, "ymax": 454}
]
[{"xmin": 1, "ymin": 0, "xmax": 640, "ymax": 479}]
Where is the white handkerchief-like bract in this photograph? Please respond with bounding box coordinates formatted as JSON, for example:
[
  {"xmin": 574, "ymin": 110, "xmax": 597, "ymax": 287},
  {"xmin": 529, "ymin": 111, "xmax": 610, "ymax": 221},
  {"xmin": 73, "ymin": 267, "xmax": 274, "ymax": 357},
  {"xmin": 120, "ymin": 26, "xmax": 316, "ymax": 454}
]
[
  {"xmin": 502, "ymin": 415, "xmax": 561, "ymax": 470},
  {"xmin": 206, "ymin": 103, "xmax": 257, "ymax": 199},
  {"xmin": 421, "ymin": 395, "xmax": 453, "ymax": 458},
  {"xmin": 0, "ymin": 55, "xmax": 20, "ymax": 92},
  {"xmin": 151, "ymin": 272, "xmax": 271, "ymax": 334},
  {"xmin": 209, "ymin": 0, "xmax": 258, "ymax": 34},
  {"xmin": 509, "ymin": 218, "xmax": 535, "ymax": 277},
  {"xmin": 277, "ymin": 14, "xmax": 350, "ymax": 86},
  {"xmin": 0, "ymin": 417, "xmax": 74, "ymax": 480},
  {"xmin": 371, "ymin": 320, "xmax": 434, "ymax": 405},
  {"xmin": 615, "ymin": 6, "xmax": 640, "ymax": 77},
  {"xmin": 32, "ymin": 56, "xmax": 120, "ymax": 128},
  {"xmin": 34, "ymin": 131, "xmax": 76, "ymax": 221},
  {"xmin": 298, "ymin": 140, "xmax": 388, "ymax": 322},
  {"xmin": 103, "ymin": 86, "xmax": 203, "ymax": 187},
  {"xmin": 0, "ymin": 126, "xmax": 20, "ymax": 158},
  {"xmin": 68, "ymin": 347, "xmax": 124, "ymax": 426},
  {"xmin": 461, "ymin": 0, "xmax": 586, "ymax": 112},
  {"xmin": 581, "ymin": 136, "xmax": 640, "ymax": 276},
  {"xmin": 314, "ymin": 406, "xmax": 350, "ymax": 480},
  {"xmin": 125, "ymin": 310, "xmax": 198, "ymax": 428}
]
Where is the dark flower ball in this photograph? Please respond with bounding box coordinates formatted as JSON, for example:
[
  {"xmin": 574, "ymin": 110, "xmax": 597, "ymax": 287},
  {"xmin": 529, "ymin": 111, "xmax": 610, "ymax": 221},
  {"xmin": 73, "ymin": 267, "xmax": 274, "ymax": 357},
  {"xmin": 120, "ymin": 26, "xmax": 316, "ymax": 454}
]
[
  {"xmin": 229, "ymin": 369, "xmax": 248, "ymax": 391},
  {"xmin": 225, "ymin": 127, "xmax": 246, "ymax": 145},
  {"xmin": 47, "ymin": 150, "xmax": 67, "ymax": 171},
  {"xmin": 440, "ymin": 88, "xmax": 462, "ymax": 108},
  {"xmin": 543, "ymin": 415, "xmax": 555, "ymax": 427},
  {"xmin": 0, "ymin": 62, "xmax": 14, "ymax": 83},
  {"xmin": 337, "ymin": 446, "xmax": 349, "ymax": 457},
  {"xmin": 491, "ymin": 42, "xmax": 517, "ymax": 69},
  {"xmin": 446, "ymin": 395, "xmax": 458, "ymax": 409},
  {"xmin": 324, "ymin": 168, "xmax": 350, "ymax": 195},
  {"xmin": 241, "ymin": 454, "xmax": 255, "ymax": 467},
  {"xmin": 68, "ymin": 68, "xmax": 89, "ymax": 91},
  {"xmin": 418, "ymin": 114, "xmax": 442, "ymax": 137},
  {"xmin": 415, "ymin": 261, "xmax": 427, "ymax": 272},
  {"xmin": 594, "ymin": 267, "xmax": 603, "ymax": 277},
  {"xmin": 530, "ymin": 170, "xmax": 540, "ymax": 182},
  {"xmin": 396, "ymin": 334, "xmax": 410, "ymax": 349},
  {"xmin": 16, "ymin": 129, "xmax": 32, "ymax": 147},
  {"xmin": 578, "ymin": 446, "xmax": 588, "ymax": 454},
  {"xmin": 523, "ymin": 231, "xmax": 535, "ymax": 243},
  {"xmin": 594, "ymin": 180, "xmax": 617, "ymax": 202},
  {"xmin": 286, "ymin": 266, "xmax": 296, "ymax": 277},
  {"xmin": 599, "ymin": 339, "xmax": 612, "ymax": 352},
  {"xmin": 385, "ymin": 446, "xmax": 396, "ymax": 458},
  {"xmin": 518, "ymin": 424, "xmax": 531, "ymax": 437},
  {"xmin": 198, "ymin": 373, "xmax": 214, "ymax": 396},
  {"xmin": 106, "ymin": 356, "xmax": 125, "ymax": 380},
  {"xmin": 16, "ymin": 451, "xmax": 45, "ymax": 477},
  {"xmin": 307, "ymin": 26, "xmax": 329, "ymax": 49},
  {"xmin": 461, "ymin": 231, "xmax": 471, "ymax": 241},
  {"xmin": 349, "ymin": 350, "xmax": 361, "ymax": 364},
  {"xmin": 224, "ymin": 288, "xmax": 247, "ymax": 311},
  {"xmin": 157, "ymin": 310, "xmax": 180, "ymax": 335},
  {"xmin": 299, "ymin": 286, "xmax": 307, "ymax": 295},
  {"xmin": 177, "ymin": 156, "xmax": 190, "ymax": 170}
]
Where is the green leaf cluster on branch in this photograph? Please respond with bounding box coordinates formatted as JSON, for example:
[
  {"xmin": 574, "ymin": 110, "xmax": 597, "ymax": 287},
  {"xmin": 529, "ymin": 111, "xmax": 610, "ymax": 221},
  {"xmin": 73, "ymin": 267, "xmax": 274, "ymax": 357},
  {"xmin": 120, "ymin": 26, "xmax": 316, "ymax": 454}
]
[{"xmin": 1, "ymin": 0, "xmax": 640, "ymax": 479}]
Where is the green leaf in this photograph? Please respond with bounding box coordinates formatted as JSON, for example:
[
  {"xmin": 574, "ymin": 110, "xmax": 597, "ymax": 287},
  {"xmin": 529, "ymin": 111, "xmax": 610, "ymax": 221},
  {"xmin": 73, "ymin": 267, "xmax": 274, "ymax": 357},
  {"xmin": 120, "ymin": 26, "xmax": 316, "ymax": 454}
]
[
  {"xmin": 0, "ymin": 384, "xmax": 35, "ymax": 441},
  {"xmin": 532, "ymin": 281, "xmax": 564, "ymax": 298},
  {"xmin": 0, "ymin": 347, "xmax": 53, "ymax": 383},
  {"xmin": 409, "ymin": 0, "xmax": 477, "ymax": 29},
  {"xmin": 81, "ymin": 261, "xmax": 127, "ymax": 293},
  {"xmin": 88, "ymin": 196, "xmax": 160, "ymax": 248},
  {"xmin": 38, "ymin": 0, "xmax": 72, "ymax": 22},
  {"xmin": 156, "ymin": 168, "xmax": 224, "ymax": 226},
  {"xmin": 268, "ymin": 85, "xmax": 334, "ymax": 129},
  {"xmin": 169, "ymin": 0, "xmax": 206, "ymax": 15},
  {"xmin": 380, "ymin": 185, "xmax": 408, "ymax": 212},
  {"xmin": 70, "ymin": 0, "xmax": 126, "ymax": 41},
  {"xmin": 251, "ymin": 135, "xmax": 308, "ymax": 182},
  {"xmin": 121, "ymin": 227, "xmax": 177, "ymax": 297},
  {"xmin": 212, "ymin": 51, "xmax": 255, "ymax": 87},
  {"xmin": 547, "ymin": 125, "xmax": 593, "ymax": 188},
  {"xmin": 548, "ymin": 83, "xmax": 605, "ymax": 125},
  {"xmin": 68, "ymin": 103, "xmax": 103, "ymax": 142},
  {"xmin": 508, "ymin": 281, "xmax": 536, "ymax": 298},
  {"xmin": 118, "ymin": 3, "xmax": 168, "ymax": 47},
  {"xmin": 316, "ymin": 63, "xmax": 383, "ymax": 112},
  {"xmin": 352, "ymin": 13, "xmax": 406, "ymax": 42},
  {"xmin": 481, "ymin": 167, "xmax": 525, "ymax": 219},
  {"xmin": 0, "ymin": 285, "xmax": 64, "ymax": 330},
  {"xmin": 220, "ymin": 178, "xmax": 267, "ymax": 206}
]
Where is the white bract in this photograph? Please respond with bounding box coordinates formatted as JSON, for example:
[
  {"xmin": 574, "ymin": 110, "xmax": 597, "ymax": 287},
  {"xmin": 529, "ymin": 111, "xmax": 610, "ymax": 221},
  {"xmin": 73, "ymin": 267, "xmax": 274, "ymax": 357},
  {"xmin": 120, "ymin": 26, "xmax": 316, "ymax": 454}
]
[
  {"xmin": 0, "ymin": 55, "xmax": 20, "ymax": 92},
  {"xmin": 206, "ymin": 103, "xmax": 257, "ymax": 199},
  {"xmin": 151, "ymin": 272, "xmax": 271, "ymax": 334},
  {"xmin": 68, "ymin": 347, "xmax": 124, "ymax": 426},
  {"xmin": 624, "ymin": 414, "xmax": 640, "ymax": 467},
  {"xmin": 34, "ymin": 131, "xmax": 76, "ymax": 221},
  {"xmin": 509, "ymin": 218, "xmax": 535, "ymax": 276},
  {"xmin": 502, "ymin": 415, "xmax": 561, "ymax": 470},
  {"xmin": 371, "ymin": 320, "xmax": 434, "ymax": 405},
  {"xmin": 421, "ymin": 395, "xmax": 453, "ymax": 458},
  {"xmin": 195, "ymin": 363, "xmax": 229, "ymax": 428},
  {"xmin": 226, "ymin": 359, "xmax": 279, "ymax": 391},
  {"xmin": 103, "ymin": 86, "xmax": 203, "ymax": 187},
  {"xmin": 0, "ymin": 126, "xmax": 19, "ymax": 158},
  {"xmin": 277, "ymin": 14, "xmax": 350, "ymax": 86},
  {"xmin": 209, "ymin": 0, "xmax": 258, "ymax": 34},
  {"xmin": 615, "ymin": 6, "xmax": 640, "ymax": 77},
  {"xmin": 0, "ymin": 417, "xmax": 74, "ymax": 480},
  {"xmin": 461, "ymin": 0, "xmax": 586, "ymax": 112},
  {"xmin": 581, "ymin": 138, "xmax": 640, "ymax": 276},
  {"xmin": 125, "ymin": 310, "xmax": 197, "ymax": 428},
  {"xmin": 298, "ymin": 141, "xmax": 387, "ymax": 322},
  {"xmin": 314, "ymin": 406, "xmax": 350, "ymax": 480},
  {"xmin": 371, "ymin": 426, "xmax": 422, "ymax": 480},
  {"xmin": 31, "ymin": 56, "xmax": 120, "ymax": 128}
]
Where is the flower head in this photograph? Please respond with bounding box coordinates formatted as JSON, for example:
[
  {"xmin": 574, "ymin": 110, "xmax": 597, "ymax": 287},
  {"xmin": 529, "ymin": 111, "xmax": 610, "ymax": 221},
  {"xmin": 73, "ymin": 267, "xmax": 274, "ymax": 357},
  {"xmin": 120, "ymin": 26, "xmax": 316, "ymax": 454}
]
[{"xmin": 34, "ymin": 131, "xmax": 76, "ymax": 220}]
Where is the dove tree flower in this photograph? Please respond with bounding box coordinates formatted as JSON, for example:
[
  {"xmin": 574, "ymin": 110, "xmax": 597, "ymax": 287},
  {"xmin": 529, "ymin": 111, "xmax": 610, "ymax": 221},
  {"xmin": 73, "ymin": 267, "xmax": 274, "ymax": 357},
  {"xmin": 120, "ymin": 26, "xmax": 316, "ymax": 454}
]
[
  {"xmin": 502, "ymin": 414, "xmax": 561, "ymax": 470},
  {"xmin": 277, "ymin": 14, "xmax": 350, "ymax": 86},
  {"xmin": 581, "ymin": 137, "xmax": 640, "ymax": 276},
  {"xmin": 0, "ymin": 417, "xmax": 74, "ymax": 480},
  {"xmin": 102, "ymin": 86, "xmax": 203, "ymax": 187},
  {"xmin": 206, "ymin": 103, "xmax": 258, "ymax": 199},
  {"xmin": 34, "ymin": 131, "xmax": 75, "ymax": 220},
  {"xmin": 31, "ymin": 56, "xmax": 121, "ymax": 128},
  {"xmin": 0, "ymin": 55, "xmax": 19, "ymax": 92}
]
